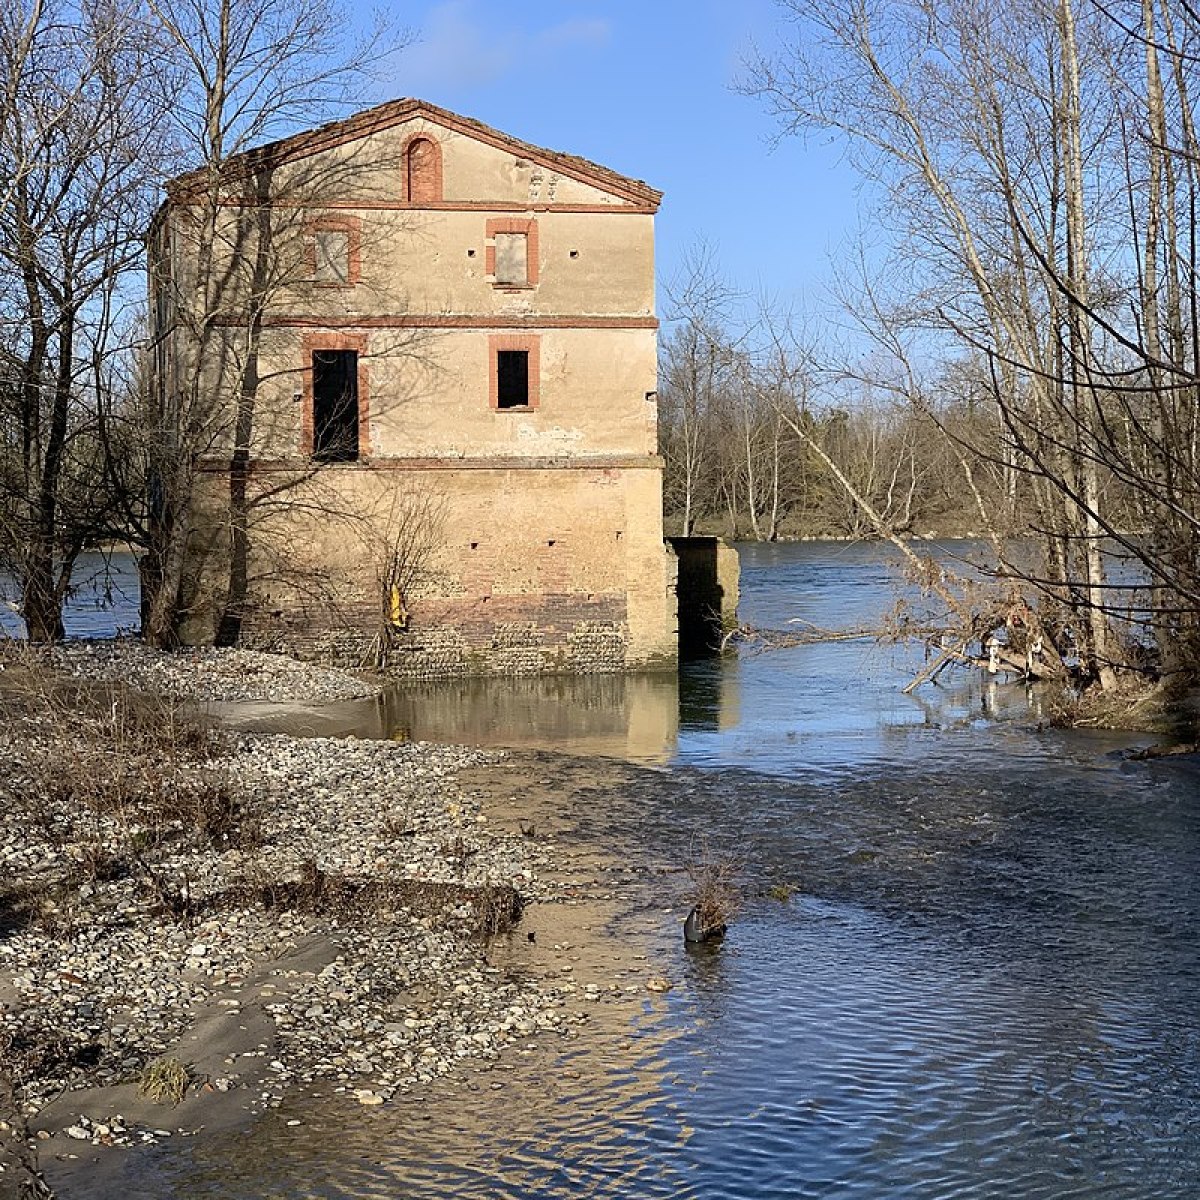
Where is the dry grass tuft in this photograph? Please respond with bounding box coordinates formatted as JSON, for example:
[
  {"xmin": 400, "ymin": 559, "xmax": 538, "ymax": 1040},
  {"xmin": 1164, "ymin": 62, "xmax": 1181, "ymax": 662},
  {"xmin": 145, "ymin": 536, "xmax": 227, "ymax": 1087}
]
[
  {"xmin": 471, "ymin": 882, "xmax": 525, "ymax": 938},
  {"xmin": 138, "ymin": 1057, "xmax": 191, "ymax": 1106},
  {"xmin": 0, "ymin": 653, "xmax": 256, "ymax": 929},
  {"xmin": 228, "ymin": 859, "xmax": 525, "ymax": 938},
  {"xmin": 685, "ymin": 839, "xmax": 742, "ymax": 934}
]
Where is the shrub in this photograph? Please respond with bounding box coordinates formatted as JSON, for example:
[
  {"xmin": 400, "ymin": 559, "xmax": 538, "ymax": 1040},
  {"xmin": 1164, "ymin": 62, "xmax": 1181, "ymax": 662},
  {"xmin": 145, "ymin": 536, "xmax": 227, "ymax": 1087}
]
[{"xmin": 685, "ymin": 840, "xmax": 741, "ymax": 936}]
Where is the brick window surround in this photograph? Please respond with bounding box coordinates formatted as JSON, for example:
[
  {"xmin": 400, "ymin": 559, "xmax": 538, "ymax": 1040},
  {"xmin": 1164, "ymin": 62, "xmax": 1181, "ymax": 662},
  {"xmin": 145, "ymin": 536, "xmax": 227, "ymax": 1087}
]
[
  {"xmin": 305, "ymin": 215, "xmax": 362, "ymax": 288},
  {"xmin": 403, "ymin": 134, "xmax": 443, "ymax": 203},
  {"xmin": 485, "ymin": 218, "xmax": 539, "ymax": 289},
  {"xmin": 299, "ymin": 331, "xmax": 370, "ymax": 455},
  {"xmin": 488, "ymin": 334, "xmax": 540, "ymax": 411}
]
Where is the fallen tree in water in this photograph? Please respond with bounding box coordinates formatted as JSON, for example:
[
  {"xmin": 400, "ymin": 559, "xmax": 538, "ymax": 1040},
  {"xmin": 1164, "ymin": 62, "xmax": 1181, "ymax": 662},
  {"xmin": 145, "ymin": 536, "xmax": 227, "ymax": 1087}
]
[
  {"xmin": 722, "ymin": 620, "xmax": 881, "ymax": 651},
  {"xmin": 724, "ymin": 595, "xmax": 1197, "ymax": 742},
  {"xmin": 722, "ymin": 599, "xmax": 1069, "ymax": 695}
]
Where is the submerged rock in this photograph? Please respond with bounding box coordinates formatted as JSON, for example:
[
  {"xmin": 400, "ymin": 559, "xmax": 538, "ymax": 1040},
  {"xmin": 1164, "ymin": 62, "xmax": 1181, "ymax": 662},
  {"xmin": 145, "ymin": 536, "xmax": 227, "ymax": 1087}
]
[{"xmin": 683, "ymin": 905, "xmax": 726, "ymax": 944}]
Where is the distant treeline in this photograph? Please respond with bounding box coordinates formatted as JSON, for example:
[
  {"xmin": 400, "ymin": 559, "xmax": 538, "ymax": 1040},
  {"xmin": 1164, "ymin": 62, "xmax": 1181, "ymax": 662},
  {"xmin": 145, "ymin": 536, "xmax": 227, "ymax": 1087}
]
[
  {"xmin": 655, "ymin": 0, "xmax": 1200, "ymax": 703},
  {"xmin": 659, "ymin": 322, "xmax": 1025, "ymax": 542}
]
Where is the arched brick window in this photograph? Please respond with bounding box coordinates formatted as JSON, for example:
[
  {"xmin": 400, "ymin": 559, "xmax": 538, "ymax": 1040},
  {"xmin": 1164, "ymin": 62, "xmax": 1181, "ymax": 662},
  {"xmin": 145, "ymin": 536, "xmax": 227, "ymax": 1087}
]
[{"xmin": 405, "ymin": 136, "xmax": 442, "ymax": 203}]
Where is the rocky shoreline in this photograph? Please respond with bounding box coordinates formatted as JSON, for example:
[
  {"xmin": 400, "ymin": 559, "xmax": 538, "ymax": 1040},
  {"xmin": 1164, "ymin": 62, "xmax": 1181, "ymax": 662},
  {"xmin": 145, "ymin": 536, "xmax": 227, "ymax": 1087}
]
[
  {"xmin": 0, "ymin": 645, "xmax": 640, "ymax": 1198},
  {"xmin": 43, "ymin": 641, "xmax": 383, "ymax": 705}
]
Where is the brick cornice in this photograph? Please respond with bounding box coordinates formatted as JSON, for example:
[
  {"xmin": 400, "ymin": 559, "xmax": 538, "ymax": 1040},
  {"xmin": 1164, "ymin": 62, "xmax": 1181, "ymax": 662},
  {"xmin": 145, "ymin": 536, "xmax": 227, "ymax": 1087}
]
[
  {"xmin": 200, "ymin": 199, "xmax": 659, "ymax": 215},
  {"xmin": 212, "ymin": 314, "xmax": 658, "ymax": 330},
  {"xmin": 195, "ymin": 454, "xmax": 665, "ymax": 473}
]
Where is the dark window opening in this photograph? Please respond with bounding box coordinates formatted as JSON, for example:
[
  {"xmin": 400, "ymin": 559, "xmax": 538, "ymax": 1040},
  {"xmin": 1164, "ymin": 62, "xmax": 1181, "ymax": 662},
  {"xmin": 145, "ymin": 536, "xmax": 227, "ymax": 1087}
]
[
  {"xmin": 312, "ymin": 350, "xmax": 359, "ymax": 461},
  {"xmin": 496, "ymin": 350, "xmax": 529, "ymax": 409}
]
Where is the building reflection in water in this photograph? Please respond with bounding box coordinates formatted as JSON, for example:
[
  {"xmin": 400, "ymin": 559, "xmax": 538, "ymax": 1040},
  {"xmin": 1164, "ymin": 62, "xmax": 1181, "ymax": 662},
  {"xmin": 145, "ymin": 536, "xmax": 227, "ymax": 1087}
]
[
  {"xmin": 377, "ymin": 671, "xmax": 695, "ymax": 763},
  {"xmin": 211, "ymin": 658, "xmax": 745, "ymax": 766}
]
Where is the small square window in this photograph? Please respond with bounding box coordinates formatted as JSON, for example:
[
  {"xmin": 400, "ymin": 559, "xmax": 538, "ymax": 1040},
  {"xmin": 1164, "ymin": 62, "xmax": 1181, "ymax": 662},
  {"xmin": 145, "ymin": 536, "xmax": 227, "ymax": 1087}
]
[
  {"xmin": 496, "ymin": 350, "xmax": 529, "ymax": 408},
  {"xmin": 314, "ymin": 229, "xmax": 350, "ymax": 284},
  {"xmin": 494, "ymin": 232, "xmax": 528, "ymax": 285}
]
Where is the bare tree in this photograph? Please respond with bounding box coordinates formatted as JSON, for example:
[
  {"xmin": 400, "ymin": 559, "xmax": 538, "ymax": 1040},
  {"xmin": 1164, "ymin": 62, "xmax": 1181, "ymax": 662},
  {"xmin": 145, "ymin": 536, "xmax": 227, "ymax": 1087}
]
[
  {"xmin": 743, "ymin": 0, "xmax": 1200, "ymax": 693},
  {"xmin": 0, "ymin": 0, "xmax": 166, "ymax": 641},
  {"xmin": 361, "ymin": 485, "xmax": 448, "ymax": 668},
  {"xmin": 137, "ymin": 0, "xmax": 406, "ymax": 647},
  {"xmin": 659, "ymin": 243, "xmax": 744, "ymax": 535}
]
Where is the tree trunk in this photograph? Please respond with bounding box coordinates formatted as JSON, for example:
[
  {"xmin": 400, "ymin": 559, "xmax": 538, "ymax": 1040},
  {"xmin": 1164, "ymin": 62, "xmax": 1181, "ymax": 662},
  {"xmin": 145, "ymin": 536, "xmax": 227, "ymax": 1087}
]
[{"xmin": 21, "ymin": 543, "xmax": 64, "ymax": 642}]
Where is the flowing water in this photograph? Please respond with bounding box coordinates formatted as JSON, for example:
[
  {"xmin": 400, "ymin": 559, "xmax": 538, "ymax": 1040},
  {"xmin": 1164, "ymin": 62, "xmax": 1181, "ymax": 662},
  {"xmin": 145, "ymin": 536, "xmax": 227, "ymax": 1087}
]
[
  {"xmin": 0, "ymin": 551, "xmax": 140, "ymax": 640},
  {"xmin": 28, "ymin": 542, "xmax": 1200, "ymax": 1198}
]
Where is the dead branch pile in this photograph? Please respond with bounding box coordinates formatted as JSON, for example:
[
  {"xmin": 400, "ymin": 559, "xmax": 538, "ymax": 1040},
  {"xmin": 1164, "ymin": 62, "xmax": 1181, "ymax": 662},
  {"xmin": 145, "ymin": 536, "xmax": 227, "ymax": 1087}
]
[
  {"xmin": 718, "ymin": 552, "xmax": 1112, "ymax": 694},
  {"xmin": 229, "ymin": 858, "xmax": 525, "ymax": 938}
]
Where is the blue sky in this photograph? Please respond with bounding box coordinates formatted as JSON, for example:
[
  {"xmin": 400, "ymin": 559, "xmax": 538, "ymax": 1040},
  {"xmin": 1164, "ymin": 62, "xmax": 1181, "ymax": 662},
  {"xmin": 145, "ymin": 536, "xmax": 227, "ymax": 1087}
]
[{"xmin": 360, "ymin": 0, "xmax": 868, "ymax": 315}]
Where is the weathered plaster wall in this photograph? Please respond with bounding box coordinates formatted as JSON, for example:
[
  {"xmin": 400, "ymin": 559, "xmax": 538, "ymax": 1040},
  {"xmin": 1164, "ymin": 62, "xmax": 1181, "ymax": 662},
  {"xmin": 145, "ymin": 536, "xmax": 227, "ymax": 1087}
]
[
  {"xmin": 162, "ymin": 104, "xmax": 675, "ymax": 675},
  {"xmin": 220, "ymin": 325, "xmax": 659, "ymax": 460},
  {"xmin": 261, "ymin": 116, "xmax": 635, "ymax": 209},
  {"xmin": 181, "ymin": 462, "xmax": 677, "ymax": 676}
]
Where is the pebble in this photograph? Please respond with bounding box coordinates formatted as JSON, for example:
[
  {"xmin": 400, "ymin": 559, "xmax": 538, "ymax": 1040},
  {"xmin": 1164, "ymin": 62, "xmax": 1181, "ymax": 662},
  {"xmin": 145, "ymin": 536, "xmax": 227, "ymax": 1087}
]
[
  {"xmin": 1, "ymin": 678, "xmax": 574, "ymax": 1121},
  {"xmin": 45, "ymin": 641, "xmax": 382, "ymax": 704}
]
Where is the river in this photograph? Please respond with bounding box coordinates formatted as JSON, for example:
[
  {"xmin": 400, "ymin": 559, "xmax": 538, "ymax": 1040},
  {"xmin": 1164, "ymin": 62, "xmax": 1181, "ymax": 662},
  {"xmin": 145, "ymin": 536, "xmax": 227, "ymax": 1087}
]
[{"xmin": 29, "ymin": 541, "xmax": 1200, "ymax": 1198}]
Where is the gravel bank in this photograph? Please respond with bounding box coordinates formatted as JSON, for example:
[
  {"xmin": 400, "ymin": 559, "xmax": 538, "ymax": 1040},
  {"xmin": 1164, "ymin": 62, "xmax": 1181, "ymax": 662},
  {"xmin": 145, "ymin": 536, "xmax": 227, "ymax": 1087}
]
[
  {"xmin": 41, "ymin": 641, "xmax": 381, "ymax": 704},
  {"xmin": 0, "ymin": 726, "xmax": 587, "ymax": 1160}
]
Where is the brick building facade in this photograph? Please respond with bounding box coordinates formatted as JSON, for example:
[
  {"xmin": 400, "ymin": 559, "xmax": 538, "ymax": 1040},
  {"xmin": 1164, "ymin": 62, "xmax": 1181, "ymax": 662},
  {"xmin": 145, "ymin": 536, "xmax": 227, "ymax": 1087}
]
[{"xmin": 149, "ymin": 100, "xmax": 677, "ymax": 674}]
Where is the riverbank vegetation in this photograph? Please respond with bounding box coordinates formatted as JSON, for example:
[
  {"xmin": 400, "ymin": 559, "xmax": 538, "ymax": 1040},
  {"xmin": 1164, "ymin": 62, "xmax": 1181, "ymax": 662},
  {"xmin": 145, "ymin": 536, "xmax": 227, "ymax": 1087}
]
[
  {"xmin": 660, "ymin": 0, "xmax": 1200, "ymax": 712},
  {"xmin": 2, "ymin": 0, "xmax": 1197, "ymax": 719},
  {"xmin": 0, "ymin": 647, "xmax": 575, "ymax": 1189},
  {"xmin": 0, "ymin": 0, "xmax": 402, "ymax": 650}
]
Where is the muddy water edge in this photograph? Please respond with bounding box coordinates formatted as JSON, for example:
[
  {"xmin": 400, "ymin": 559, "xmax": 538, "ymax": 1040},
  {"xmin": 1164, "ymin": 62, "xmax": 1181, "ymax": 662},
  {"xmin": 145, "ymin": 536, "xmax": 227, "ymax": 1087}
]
[
  {"xmin": 32, "ymin": 753, "xmax": 688, "ymax": 1199},
  {"xmin": 37, "ymin": 737, "xmax": 1200, "ymax": 1199},
  {"xmin": 19, "ymin": 541, "xmax": 1200, "ymax": 1198}
]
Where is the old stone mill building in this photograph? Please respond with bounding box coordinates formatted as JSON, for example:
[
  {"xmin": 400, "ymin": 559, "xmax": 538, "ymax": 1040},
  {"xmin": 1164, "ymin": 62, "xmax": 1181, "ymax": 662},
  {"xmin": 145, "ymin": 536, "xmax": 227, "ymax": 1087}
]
[{"xmin": 149, "ymin": 99, "xmax": 735, "ymax": 674}]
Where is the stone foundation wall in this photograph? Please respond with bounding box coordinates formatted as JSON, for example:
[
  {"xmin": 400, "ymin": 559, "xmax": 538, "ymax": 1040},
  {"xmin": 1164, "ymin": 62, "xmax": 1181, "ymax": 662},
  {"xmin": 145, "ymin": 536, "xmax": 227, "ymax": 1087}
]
[
  {"xmin": 183, "ymin": 461, "xmax": 676, "ymax": 678},
  {"xmin": 238, "ymin": 592, "xmax": 630, "ymax": 677}
]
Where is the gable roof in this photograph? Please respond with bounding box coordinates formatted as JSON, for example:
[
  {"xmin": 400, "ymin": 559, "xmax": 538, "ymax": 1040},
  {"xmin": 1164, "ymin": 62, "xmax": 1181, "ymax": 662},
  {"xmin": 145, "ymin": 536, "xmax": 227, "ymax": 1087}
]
[{"xmin": 165, "ymin": 98, "xmax": 662, "ymax": 210}]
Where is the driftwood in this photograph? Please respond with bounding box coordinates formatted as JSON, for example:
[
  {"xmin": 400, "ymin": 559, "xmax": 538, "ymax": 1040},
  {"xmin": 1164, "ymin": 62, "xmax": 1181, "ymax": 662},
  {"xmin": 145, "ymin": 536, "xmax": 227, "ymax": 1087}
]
[
  {"xmin": 721, "ymin": 621, "xmax": 889, "ymax": 652},
  {"xmin": 901, "ymin": 641, "xmax": 972, "ymax": 694},
  {"xmin": 723, "ymin": 618, "xmax": 1059, "ymax": 694},
  {"xmin": 0, "ymin": 1063, "xmax": 53, "ymax": 1199}
]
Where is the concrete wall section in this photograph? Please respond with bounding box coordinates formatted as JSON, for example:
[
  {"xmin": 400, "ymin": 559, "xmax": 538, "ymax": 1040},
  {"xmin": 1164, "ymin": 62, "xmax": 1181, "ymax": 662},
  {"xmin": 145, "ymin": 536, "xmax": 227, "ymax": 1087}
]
[{"xmin": 667, "ymin": 536, "xmax": 740, "ymax": 655}]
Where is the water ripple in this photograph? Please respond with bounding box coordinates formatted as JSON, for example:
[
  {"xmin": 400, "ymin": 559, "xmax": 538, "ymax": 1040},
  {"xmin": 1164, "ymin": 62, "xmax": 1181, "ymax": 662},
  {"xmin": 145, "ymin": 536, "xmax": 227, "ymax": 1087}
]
[{"xmin": 46, "ymin": 544, "xmax": 1199, "ymax": 1199}]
